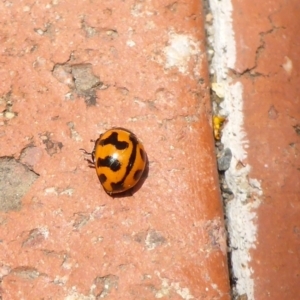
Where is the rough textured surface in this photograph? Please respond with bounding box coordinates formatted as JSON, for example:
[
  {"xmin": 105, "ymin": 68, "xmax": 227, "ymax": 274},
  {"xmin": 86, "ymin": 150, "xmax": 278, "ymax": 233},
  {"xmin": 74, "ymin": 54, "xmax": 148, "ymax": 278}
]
[
  {"xmin": 235, "ymin": 1, "xmax": 300, "ymax": 299},
  {"xmin": 209, "ymin": 0, "xmax": 300, "ymax": 299},
  {"xmin": 0, "ymin": 158, "xmax": 39, "ymax": 211},
  {"xmin": 0, "ymin": 0, "xmax": 230, "ymax": 299}
]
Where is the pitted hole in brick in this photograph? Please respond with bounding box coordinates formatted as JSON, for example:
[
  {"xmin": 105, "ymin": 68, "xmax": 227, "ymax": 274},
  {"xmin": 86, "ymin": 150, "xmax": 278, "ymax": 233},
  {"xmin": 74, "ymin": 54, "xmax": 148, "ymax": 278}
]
[
  {"xmin": 145, "ymin": 230, "xmax": 167, "ymax": 250},
  {"xmin": 0, "ymin": 157, "xmax": 39, "ymax": 211},
  {"xmin": 0, "ymin": 91, "xmax": 18, "ymax": 121},
  {"xmin": 10, "ymin": 266, "xmax": 40, "ymax": 280},
  {"xmin": 52, "ymin": 64, "xmax": 74, "ymax": 88},
  {"xmin": 39, "ymin": 132, "xmax": 63, "ymax": 156},
  {"xmin": 92, "ymin": 274, "xmax": 119, "ymax": 298},
  {"xmin": 134, "ymin": 229, "xmax": 167, "ymax": 250},
  {"xmin": 293, "ymin": 124, "xmax": 300, "ymax": 135},
  {"xmin": 72, "ymin": 213, "xmax": 90, "ymax": 230},
  {"xmin": 22, "ymin": 227, "xmax": 49, "ymax": 247},
  {"xmin": 71, "ymin": 64, "xmax": 102, "ymax": 91},
  {"xmin": 81, "ymin": 19, "xmax": 119, "ymax": 40},
  {"xmin": 52, "ymin": 62, "xmax": 105, "ymax": 106},
  {"xmin": 71, "ymin": 64, "xmax": 103, "ymax": 106}
]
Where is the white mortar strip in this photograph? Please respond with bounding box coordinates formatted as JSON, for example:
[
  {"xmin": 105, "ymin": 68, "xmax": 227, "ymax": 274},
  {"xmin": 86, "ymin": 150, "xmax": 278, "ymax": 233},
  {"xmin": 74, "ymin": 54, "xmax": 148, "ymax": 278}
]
[{"xmin": 209, "ymin": 0, "xmax": 263, "ymax": 299}]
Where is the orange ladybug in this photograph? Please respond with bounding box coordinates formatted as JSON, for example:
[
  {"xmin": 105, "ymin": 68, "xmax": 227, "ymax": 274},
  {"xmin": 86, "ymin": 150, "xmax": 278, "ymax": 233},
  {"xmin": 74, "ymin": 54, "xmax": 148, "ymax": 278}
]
[{"xmin": 82, "ymin": 128, "xmax": 147, "ymax": 195}]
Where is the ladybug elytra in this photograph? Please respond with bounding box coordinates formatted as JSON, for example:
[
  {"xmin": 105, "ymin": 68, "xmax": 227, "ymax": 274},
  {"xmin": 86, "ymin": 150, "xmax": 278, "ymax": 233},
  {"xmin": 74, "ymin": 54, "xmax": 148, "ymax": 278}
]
[{"xmin": 82, "ymin": 127, "xmax": 147, "ymax": 195}]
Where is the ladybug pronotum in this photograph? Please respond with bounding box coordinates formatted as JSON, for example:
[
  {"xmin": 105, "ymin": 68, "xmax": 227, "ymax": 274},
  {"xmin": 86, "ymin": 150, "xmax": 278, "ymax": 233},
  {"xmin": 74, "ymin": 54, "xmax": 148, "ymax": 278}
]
[{"xmin": 83, "ymin": 127, "xmax": 147, "ymax": 195}]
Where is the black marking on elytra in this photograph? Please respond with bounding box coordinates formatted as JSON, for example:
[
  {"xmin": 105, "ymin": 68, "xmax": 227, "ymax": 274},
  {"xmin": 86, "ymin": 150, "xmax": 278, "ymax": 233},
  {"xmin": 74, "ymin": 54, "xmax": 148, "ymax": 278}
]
[
  {"xmin": 110, "ymin": 153, "xmax": 149, "ymax": 198},
  {"xmin": 133, "ymin": 169, "xmax": 143, "ymax": 181},
  {"xmin": 99, "ymin": 132, "xmax": 129, "ymax": 150},
  {"xmin": 99, "ymin": 173, "xmax": 107, "ymax": 184},
  {"xmin": 97, "ymin": 156, "xmax": 121, "ymax": 172},
  {"xmin": 124, "ymin": 133, "xmax": 138, "ymax": 175},
  {"xmin": 110, "ymin": 181, "xmax": 125, "ymax": 192},
  {"xmin": 140, "ymin": 148, "xmax": 145, "ymax": 161},
  {"xmin": 109, "ymin": 133, "xmax": 139, "ymax": 191}
]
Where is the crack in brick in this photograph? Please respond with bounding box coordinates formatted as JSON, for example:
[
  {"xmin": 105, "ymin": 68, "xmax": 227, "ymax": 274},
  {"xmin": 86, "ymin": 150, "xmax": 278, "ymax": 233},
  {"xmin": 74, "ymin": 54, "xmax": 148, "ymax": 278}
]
[{"xmin": 231, "ymin": 22, "xmax": 284, "ymax": 78}]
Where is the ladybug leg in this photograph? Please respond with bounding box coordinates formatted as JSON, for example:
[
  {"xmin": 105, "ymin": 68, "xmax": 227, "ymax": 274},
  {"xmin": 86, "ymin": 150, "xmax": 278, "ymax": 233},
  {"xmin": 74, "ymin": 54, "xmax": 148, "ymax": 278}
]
[
  {"xmin": 85, "ymin": 158, "xmax": 95, "ymax": 168},
  {"xmin": 80, "ymin": 148, "xmax": 96, "ymax": 168},
  {"xmin": 80, "ymin": 148, "xmax": 92, "ymax": 155}
]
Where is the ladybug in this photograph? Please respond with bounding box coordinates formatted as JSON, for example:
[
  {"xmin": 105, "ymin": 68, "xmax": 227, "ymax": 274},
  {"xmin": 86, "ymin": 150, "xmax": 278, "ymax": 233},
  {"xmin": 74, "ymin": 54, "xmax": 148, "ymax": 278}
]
[{"xmin": 82, "ymin": 127, "xmax": 147, "ymax": 195}]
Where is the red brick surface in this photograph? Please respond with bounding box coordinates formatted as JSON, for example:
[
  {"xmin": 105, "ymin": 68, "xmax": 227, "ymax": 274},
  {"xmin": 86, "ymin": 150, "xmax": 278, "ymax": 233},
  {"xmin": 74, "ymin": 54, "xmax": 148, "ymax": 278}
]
[
  {"xmin": 233, "ymin": 0, "xmax": 300, "ymax": 299},
  {"xmin": 2, "ymin": 0, "xmax": 298, "ymax": 299},
  {"xmin": 0, "ymin": 1, "xmax": 230, "ymax": 299},
  {"xmin": 210, "ymin": 0, "xmax": 300, "ymax": 299}
]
